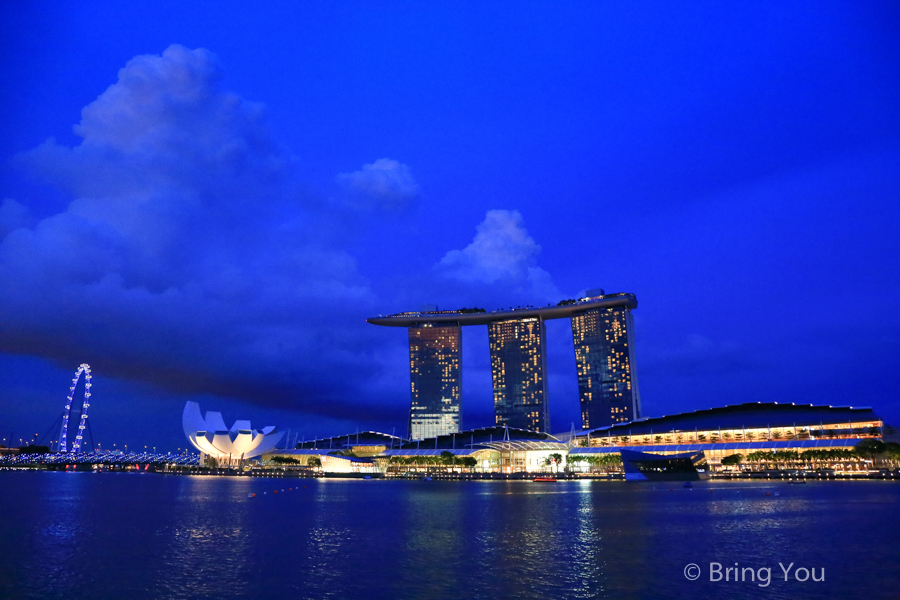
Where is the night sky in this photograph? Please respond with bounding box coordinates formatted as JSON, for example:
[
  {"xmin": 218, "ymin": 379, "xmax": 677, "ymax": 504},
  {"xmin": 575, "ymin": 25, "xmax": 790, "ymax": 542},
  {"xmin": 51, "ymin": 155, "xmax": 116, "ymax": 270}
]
[{"xmin": 1, "ymin": 2, "xmax": 898, "ymax": 451}]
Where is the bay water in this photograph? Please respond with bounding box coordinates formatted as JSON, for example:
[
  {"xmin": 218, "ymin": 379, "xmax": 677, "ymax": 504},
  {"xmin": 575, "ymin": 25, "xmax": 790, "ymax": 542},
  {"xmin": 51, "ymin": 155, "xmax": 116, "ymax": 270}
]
[{"xmin": 1, "ymin": 472, "xmax": 898, "ymax": 599}]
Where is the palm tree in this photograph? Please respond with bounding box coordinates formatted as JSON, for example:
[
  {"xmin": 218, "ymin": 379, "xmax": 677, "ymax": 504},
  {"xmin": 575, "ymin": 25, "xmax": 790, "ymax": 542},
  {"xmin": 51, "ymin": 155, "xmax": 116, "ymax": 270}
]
[
  {"xmin": 567, "ymin": 455, "xmax": 585, "ymax": 473},
  {"xmin": 606, "ymin": 454, "xmax": 623, "ymax": 472},
  {"xmin": 548, "ymin": 453, "xmax": 564, "ymax": 474}
]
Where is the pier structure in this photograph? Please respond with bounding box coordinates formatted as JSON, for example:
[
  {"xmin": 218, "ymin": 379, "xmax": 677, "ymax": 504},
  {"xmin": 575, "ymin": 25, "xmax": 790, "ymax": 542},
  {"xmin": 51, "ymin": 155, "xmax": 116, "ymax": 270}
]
[{"xmin": 367, "ymin": 291, "xmax": 641, "ymax": 436}]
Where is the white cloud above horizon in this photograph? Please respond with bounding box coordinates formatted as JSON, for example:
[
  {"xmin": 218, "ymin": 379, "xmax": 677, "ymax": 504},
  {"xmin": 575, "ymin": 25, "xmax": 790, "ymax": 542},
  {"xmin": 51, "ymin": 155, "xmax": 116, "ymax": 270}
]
[
  {"xmin": 436, "ymin": 209, "xmax": 560, "ymax": 303},
  {"xmin": 336, "ymin": 158, "xmax": 420, "ymax": 211}
]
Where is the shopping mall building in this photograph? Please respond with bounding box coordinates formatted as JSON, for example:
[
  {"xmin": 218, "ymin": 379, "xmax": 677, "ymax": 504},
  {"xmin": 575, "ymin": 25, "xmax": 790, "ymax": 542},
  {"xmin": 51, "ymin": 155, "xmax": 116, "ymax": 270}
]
[
  {"xmin": 560, "ymin": 401, "xmax": 882, "ymax": 468},
  {"xmin": 267, "ymin": 402, "xmax": 883, "ymax": 475}
]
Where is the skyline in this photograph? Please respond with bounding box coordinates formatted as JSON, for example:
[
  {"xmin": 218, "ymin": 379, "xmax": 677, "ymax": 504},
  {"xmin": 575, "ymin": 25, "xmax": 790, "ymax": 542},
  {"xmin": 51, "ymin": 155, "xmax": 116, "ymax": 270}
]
[{"xmin": 1, "ymin": 2, "xmax": 899, "ymax": 449}]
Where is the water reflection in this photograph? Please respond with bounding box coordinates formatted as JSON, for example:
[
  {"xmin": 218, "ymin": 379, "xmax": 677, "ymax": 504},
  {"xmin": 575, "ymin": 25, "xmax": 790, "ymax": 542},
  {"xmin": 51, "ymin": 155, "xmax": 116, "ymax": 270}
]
[
  {"xmin": 398, "ymin": 488, "xmax": 464, "ymax": 600},
  {"xmin": 1, "ymin": 474, "xmax": 898, "ymax": 600},
  {"xmin": 155, "ymin": 476, "xmax": 255, "ymax": 600}
]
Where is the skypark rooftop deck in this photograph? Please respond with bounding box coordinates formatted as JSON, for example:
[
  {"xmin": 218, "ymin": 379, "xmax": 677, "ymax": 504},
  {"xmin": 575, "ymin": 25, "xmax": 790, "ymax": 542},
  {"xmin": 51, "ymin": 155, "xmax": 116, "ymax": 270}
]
[{"xmin": 367, "ymin": 293, "xmax": 637, "ymax": 327}]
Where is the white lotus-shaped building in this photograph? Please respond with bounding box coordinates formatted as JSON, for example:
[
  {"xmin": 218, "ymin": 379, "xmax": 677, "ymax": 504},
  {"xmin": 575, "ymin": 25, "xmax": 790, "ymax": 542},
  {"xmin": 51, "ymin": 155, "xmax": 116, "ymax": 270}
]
[{"xmin": 182, "ymin": 401, "xmax": 284, "ymax": 460}]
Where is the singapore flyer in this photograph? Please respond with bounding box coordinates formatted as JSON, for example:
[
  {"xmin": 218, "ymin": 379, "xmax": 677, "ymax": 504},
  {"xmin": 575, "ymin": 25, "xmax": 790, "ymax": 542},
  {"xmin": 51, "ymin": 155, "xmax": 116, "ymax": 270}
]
[{"xmin": 58, "ymin": 364, "xmax": 92, "ymax": 453}]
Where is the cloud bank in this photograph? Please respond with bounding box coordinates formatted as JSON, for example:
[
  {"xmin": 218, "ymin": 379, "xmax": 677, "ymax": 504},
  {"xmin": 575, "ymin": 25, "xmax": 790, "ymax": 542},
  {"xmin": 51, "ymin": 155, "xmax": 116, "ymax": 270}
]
[
  {"xmin": 0, "ymin": 45, "xmax": 572, "ymax": 432},
  {"xmin": 0, "ymin": 45, "xmax": 404, "ymax": 422}
]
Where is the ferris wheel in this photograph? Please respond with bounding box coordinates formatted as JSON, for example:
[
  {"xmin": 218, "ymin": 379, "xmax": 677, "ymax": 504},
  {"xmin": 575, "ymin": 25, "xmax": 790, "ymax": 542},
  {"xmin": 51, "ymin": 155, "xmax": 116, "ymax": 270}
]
[{"xmin": 58, "ymin": 364, "xmax": 92, "ymax": 453}]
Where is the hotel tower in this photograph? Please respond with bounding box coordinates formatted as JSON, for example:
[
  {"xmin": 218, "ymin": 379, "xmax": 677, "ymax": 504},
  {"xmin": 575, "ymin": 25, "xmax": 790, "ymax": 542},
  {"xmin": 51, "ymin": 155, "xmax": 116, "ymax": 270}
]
[
  {"xmin": 570, "ymin": 289, "xmax": 642, "ymax": 429},
  {"xmin": 407, "ymin": 322, "xmax": 462, "ymax": 440},
  {"xmin": 488, "ymin": 317, "xmax": 549, "ymax": 432},
  {"xmin": 368, "ymin": 290, "xmax": 641, "ymax": 435}
]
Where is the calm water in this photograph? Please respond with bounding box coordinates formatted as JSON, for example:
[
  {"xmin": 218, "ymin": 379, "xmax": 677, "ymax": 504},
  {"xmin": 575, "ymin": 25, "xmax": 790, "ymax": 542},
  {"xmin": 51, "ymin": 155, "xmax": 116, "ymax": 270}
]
[{"xmin": 1, "ymin": 473, "xmax": 898, "ymax": 600}]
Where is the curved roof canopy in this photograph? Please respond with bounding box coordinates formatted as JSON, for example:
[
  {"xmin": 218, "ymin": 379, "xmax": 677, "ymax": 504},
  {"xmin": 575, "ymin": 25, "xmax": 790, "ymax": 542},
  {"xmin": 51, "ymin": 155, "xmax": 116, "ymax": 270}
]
[
  {"xmin": 573, "ymin": 438, "xmax": 867, "ymax": 454},
  {"xmin": 295, "ymin": 431, "xmax": 408, "ymax": 450},
  {"xmin": 399, "ymin": 425, "xmax": 561, "ymax": 450},
  {"xmin": 379, "ymin": 449, "xmax": 486, "ymax": 457},
  {"xmin": 477, "ymin": 440, "xmax": 569, "ymax": 452},
  {"xmin": 576, "ymin": 402, "xmax": 880, "ymax": 438}
]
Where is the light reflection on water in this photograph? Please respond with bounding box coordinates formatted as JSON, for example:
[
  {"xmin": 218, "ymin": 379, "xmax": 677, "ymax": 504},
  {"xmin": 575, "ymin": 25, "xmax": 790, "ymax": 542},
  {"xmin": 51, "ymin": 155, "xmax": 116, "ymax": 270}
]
[{"xmin": 0, "ymin": 474, "xmax": 898, "ymax": 600}]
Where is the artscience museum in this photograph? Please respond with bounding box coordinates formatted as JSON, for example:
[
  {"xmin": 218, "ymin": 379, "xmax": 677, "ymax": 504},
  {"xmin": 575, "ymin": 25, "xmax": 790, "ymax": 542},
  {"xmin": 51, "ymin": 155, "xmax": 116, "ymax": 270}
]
[{"xmin": 182, "ymin": 401, "xmax": 284, "ymax": 466}]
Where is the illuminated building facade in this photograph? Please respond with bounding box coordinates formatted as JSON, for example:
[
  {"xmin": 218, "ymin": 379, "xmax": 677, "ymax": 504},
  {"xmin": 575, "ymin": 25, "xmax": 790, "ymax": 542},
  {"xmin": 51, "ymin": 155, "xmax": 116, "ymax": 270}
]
[
  {"xmin": 408, "ymin": 322, "xmax": 462, "ymax": 440},
  {"xmin": 367, "ymin": 292, "xmax": 639, "ymax": 434},
  {"xmin": 182, "ymin": 402, "xmax": 284, "ymax": 466},
  {"xmin": 573, "ymin": 402, "xmax": 884, "ymax": 448},
  {"xmin": 567, "ymin": 402, "xmax": 883, "ymax": 471},
  {"xmin": 489, "ymin": 318, "xmax": 549, "ymax": 432},
  {"xmin": 276, "ymin": 426, "xmax": 567, "ymax": 475},
  {"xmin": 268, "ymin": 404, "xmax": 885, "ymax": 475},
  {"xmin": 571, "ymin": 295, "xmax": 641, "ymax": 429}
]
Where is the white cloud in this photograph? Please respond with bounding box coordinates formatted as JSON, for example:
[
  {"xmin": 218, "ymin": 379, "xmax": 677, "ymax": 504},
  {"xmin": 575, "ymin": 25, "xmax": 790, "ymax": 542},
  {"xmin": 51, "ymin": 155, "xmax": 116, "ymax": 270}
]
[
  {"xmin": 336, "ymin": 158, "xmax": 419, "ymax": 210},
  {"xmin": 23, "ymin": 44, "xmax": 288, "ymax": 203},
  {"xmin": 438, "ymin": 209, "xmax": 540, "ymax": 283},
  {"xmin": 436, "ymin": 209, "xmax": 559, "ymax": 301}
]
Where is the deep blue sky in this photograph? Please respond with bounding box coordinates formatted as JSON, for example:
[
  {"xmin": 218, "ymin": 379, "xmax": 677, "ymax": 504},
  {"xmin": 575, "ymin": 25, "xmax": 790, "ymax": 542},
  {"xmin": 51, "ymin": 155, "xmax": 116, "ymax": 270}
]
[{"xmin": 1, "ymin": 2, "xmax": 898, "ymax": 450}]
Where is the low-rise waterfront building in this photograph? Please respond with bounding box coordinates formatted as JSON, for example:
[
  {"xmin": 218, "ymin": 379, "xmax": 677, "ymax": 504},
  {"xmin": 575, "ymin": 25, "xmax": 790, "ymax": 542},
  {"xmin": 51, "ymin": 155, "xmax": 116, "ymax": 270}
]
[
  {"xmin": 562, "ymin": 401, "xmax": 882, "ymax": 470},
  {"xmin": 268, "ymin": 448, "xmax": 382, "ymax": 475},
  {"xmin": 268, "ymin": 426, "xmax": 568, "ymax": 475},
  {"xmin": 393, "ymin": 425, "xmax": 567, "ymax": 474},
  {"xmin": 261, "ymin": 402, "xmax": 885, "ymax": 476},
  {"xmin": 294, "ymin": 431, "xmax": 407, "ymax": 456}
]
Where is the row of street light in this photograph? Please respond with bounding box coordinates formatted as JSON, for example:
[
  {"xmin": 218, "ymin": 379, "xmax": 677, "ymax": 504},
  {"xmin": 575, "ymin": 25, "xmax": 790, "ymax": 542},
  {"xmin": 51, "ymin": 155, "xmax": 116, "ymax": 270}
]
[{"xmin": 1, "ymin": 435, "xmax": 194, "ymax": 455}]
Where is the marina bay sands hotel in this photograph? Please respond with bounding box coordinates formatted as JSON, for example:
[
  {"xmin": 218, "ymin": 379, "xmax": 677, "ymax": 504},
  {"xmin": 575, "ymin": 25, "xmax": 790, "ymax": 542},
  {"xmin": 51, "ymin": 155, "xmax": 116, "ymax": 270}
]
[{"xmin": 367, "ymin": 289, "xmax": 641, "ymax": 440}]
